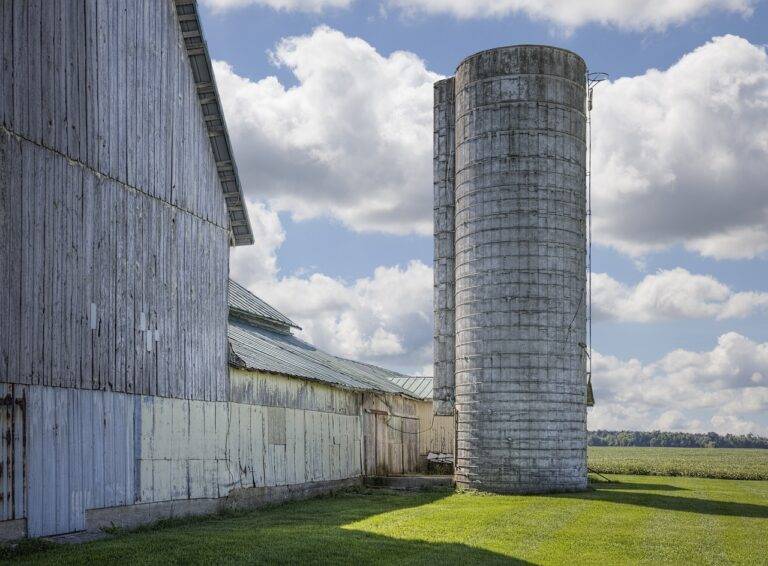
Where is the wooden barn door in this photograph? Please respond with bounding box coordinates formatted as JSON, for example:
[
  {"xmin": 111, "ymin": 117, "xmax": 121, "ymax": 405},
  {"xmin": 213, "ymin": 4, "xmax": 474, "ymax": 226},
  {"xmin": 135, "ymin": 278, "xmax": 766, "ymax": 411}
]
[
  {"xmin": 362, "ymin": 410, "xmax": 379, "ymax": 476},
  {"xmin": 0, "ymin": 385, "xmax": 25, "ymax": 525},
  {"xmin": 362, "ymin": 402, "xmax": 420, "ymax": 476}
]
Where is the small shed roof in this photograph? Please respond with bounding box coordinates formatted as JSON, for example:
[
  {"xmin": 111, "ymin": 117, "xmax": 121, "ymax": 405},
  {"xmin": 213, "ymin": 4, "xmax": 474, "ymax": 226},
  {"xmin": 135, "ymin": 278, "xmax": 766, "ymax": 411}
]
[
  {"xmin": 228, "ymin": 320, "xmax": 417, "ymax": 397},
  {"xmin": 387, "ymin": 376, "xmax": 433, "ymax": 400},
  {"xmin": 228, "ymin": 279, "xmax": 300, "ymax": 332},
  {"xmin": 174, "ymin": 1, "xmax": 253, "ymax": 246}
]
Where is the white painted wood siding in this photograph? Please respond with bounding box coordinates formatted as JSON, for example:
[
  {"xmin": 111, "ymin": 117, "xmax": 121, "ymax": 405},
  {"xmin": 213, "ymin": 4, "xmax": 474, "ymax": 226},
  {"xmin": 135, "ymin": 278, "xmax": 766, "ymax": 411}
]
[
  {"xmin": 0, "ymin": 372, "xmax": 368, "ymax": 536},
  {"xmin": 415, "ymin": 401, "xmax": 455, "ymax": 456},
  {"xmin": 0, "ymin": 384, "xmax": 136, "ymax": 537}
]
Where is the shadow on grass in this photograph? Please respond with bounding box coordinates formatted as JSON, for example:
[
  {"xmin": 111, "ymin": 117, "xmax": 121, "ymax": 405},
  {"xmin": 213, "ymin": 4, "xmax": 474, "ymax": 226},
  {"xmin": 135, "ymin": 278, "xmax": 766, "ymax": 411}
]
[
  {"xmin": 589, "ymin": 481, "xmax": 688, "ymax": 491},
  {"xmin": 4, "ymin": 490, "xmax": 531, "ymax": 565},
  {"xmin": 556, "ymin": 482, "xmax": 768, "ymax": 519}
]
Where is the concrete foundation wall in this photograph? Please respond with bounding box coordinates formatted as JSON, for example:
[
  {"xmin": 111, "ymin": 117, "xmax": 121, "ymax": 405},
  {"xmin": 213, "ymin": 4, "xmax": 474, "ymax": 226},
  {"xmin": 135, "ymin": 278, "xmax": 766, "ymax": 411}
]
[
  {"xmin": 86, "ymin": 477, "xmax": 362, "ymax": 533},
  {"xmin": 448, "ymin": 45, "xmax": 589, "ymax": 493}
]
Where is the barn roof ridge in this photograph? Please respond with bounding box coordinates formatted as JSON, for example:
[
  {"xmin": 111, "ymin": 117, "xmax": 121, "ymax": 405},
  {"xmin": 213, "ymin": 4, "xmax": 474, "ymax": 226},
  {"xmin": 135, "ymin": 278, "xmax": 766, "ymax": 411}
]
[{"xmin": 228, "ymin": 279, "xmax": 301, "ymax": 332}]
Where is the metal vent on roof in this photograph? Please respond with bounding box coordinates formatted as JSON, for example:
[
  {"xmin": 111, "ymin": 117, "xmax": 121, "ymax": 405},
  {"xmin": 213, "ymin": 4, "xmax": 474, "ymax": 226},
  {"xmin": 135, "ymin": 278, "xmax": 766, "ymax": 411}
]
[{"xmin": 174, "ymin": 0, "xmax": 253, "ymax": 246}]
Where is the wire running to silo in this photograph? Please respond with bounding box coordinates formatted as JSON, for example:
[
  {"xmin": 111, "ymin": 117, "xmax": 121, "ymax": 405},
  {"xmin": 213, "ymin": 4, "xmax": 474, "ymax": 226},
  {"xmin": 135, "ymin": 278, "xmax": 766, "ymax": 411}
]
[{"xmin": 373, "ymin": 393, "xmax": 436, "ymax": 435}]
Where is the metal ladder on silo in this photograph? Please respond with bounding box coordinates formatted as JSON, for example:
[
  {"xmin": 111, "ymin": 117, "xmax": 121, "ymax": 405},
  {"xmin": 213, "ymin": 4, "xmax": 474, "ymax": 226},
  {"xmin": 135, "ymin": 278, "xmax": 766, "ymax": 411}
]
[{"xmin": 585, "ymin": 72, "xmax": 609, "ymax": 407}]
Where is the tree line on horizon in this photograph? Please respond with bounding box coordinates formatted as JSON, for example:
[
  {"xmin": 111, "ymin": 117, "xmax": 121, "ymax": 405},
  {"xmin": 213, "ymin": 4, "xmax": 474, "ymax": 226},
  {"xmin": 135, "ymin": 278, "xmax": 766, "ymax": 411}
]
[{"xmin": 588, "ymin": 430, "xmax": 768, "ymax": 449}]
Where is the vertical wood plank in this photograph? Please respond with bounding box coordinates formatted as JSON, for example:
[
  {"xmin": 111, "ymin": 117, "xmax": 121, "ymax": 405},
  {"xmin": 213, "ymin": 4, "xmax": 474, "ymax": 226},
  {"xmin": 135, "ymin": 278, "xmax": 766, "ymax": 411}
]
[
  {"xmin": 0, "ymin": 1, "xmax": 7, "ymax": 127},
  {"xmin": 104, "ymin": 178, "xmax": 114, "ymax": 392},
  {"xmin": 0, "ymin": 134, "xmax": 8, "ymax": 381},
  {"xmin": 124, "ymin": 190, "xmax": 135, "ymax": 394},
  {"xmin": 84, "ymin": 0, "xmax": 98, "ymax": 166},
  {"xmin": 54, "ymin": 0, "xmax": 66, "ymax": 153},
  {"xmin": 12, "ymin": 0, "xmax": 28, "ymax": 136},
  {"xmin": 117, "ymin": 0, "xmax": 126, "ymax": 181},
  {"xmin": 93, "ymin": 391, "xmax": 107, "ymax": 507},
  {"xmin": 26, "ymin": 0, "xmax": 42, "ymax": 143},
  {"xmin": 115, "ymin": 184, "xmax": 126, "ymax": 395},
  {"xmin": 26, "ymin": 388, "xmax": 43, "ymax": 536},
  {"xmin": 76, "ymin": 0, "xmax": 87, "ymax": 165},
  {"xmin": 125, "ymin": 0, "xmax": 136, "ymax": 186},
  {"xmin": 19, "ymin": 141, "xmax": 35, "ymax": 385},
  {"xmin": 64, "ymin": 0, "xmax": 79, "ymax": 160},
  {"xmin": 96, "ymin": 0, "xmax": 108, "ymax": 173}
]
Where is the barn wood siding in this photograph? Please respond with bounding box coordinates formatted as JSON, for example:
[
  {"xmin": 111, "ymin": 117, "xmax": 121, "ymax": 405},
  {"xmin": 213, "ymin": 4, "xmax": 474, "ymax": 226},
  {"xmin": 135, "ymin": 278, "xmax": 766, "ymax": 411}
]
[
  {"xmin": 0, "ymin": 130, "xmax": 229, "ymax": 401},
  {"xmin": 0, "ymin": 0, "xmax": 229, "ymax": 402},
  {"xmin": 0, "ymin": 0, "xmax": 227, "ymax": 226},
  {"xmin": 0, "ymin": 383, "xmax": 136, "ymax": 537},
  {"xmin": 0, "ymin": 372, "xmax": 434, "ymax": 538},
  {"xmin": 361, "ymin": 394, "xmax": 420, "ymax": 476},
  {"xmin": 414, "ymin": 401, "xmax": 455, "ymax": 457}
]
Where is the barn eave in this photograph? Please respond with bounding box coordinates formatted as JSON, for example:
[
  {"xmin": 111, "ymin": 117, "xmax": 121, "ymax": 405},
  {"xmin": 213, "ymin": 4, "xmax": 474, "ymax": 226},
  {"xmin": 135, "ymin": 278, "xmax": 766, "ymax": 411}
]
[{"xmin": 174, "ymin": 0, "xmax": 253, "ymax": 246}]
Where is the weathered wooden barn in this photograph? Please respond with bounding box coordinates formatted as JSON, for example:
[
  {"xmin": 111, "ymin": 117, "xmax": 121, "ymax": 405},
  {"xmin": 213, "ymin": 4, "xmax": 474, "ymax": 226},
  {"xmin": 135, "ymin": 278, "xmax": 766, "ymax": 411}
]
[
  {"xmin": 0, "ymin": 0, "xmax": 450, "ymax": 539},
  {"xmin": 387, "ymin": 376, "xmax": 455, "ymax": 459},
  {"xmin": 227, "ymin": 279, "xmax": 426, "ymax": 480}
]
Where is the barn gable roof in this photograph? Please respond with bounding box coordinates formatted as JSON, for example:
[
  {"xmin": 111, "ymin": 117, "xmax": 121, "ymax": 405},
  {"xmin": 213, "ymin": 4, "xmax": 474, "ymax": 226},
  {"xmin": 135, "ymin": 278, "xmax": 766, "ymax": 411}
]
[
  {"xmin": 227, "ymin": 280, "xmax": 418, "ymax": 397},
  {"xmin": 174, "ymin": 1, "xmax": 253, "ymax": 246},
  {"xmin": 228, "ymin": 320, "xmax": 417, "ymax": 397},
  {"xmin": 228, "ymin": 279, "xmax": 300, "ymax": 333}
]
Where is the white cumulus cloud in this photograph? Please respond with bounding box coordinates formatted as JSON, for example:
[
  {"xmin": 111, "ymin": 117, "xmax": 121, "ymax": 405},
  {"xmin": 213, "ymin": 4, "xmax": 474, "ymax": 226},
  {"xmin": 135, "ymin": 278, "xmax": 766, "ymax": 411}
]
[
  {"xmin": 231, "ymin": 200, "xmax": 433, "ymax": 372},
  {"xmin": 217, "ymin": 32, "xmax": 768, "ymax": 260},
  {"xmin": 592, "ymin": 268, "xmax": 768, "ymax": 322},
  {"xmin": 589, "ymin": 332, "xmax": 768, "ymax": 435},
  {"xmin": 202, "ymin": 0, "xmax": 756, "ymax": 30},
  {"xmin": 213, "ymin": 26, "xmax": 439, "ymax": 235},
  {"xmin": 201, "ymin": 0, "xmax": 351, "ymax": 13},
  {"xmin": 591, "ymin": 35, "xmax": 768, "ymax": 259},
  {"xmin": 387, "ymin": 0, "xmax": 755, "ymax": 31}
]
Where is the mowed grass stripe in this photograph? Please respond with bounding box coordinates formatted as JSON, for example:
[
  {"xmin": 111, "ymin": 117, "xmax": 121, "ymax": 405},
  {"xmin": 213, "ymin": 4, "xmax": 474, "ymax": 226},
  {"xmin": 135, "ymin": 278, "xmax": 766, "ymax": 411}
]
[
  {"xmin": 722, "ymin": 480, "xmax": 768, "ymax": 564},
  {"xmin": 528, "ymin": 484, "xmax": 660, "ymax": 563},
  {"xmin": 4, "ymin": 476, "xmax": 768, "ymax": 564}
]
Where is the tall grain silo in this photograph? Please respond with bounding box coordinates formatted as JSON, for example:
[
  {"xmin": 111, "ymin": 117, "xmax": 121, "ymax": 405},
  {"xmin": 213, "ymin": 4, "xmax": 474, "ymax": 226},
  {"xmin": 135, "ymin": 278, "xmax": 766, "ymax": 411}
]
[{"xmin": 433, "ymin": 45, "xmax": 589, "ymax": 493}]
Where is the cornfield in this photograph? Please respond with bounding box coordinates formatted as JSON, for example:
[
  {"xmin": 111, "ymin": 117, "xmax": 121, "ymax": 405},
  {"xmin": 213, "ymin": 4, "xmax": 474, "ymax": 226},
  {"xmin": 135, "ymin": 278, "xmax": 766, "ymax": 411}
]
[{"xmin": 588, "ymin": 447, "xmax": 768, "ymax": 480}]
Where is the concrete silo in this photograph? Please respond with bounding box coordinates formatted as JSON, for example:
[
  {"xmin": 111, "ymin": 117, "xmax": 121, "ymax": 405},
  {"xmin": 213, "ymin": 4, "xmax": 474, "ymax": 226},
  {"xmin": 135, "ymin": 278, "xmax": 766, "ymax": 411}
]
[
  {"xmin": 433, "ymin": 45, "xmax": 589, "ymax": 493},
  {"xmin": 433, "ymin": 77, "xmax": 457, "ymax": 417}
]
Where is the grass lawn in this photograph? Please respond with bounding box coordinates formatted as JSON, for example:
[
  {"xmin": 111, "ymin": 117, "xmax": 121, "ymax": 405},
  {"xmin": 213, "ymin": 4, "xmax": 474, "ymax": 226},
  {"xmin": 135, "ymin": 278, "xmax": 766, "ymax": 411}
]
[
  {"xmin": 589, "ymin": 447, "xmax": 768, "ymax": 480},
  {"xmin": 5, "ymin": 475, "xmax": 768, "ymax": 565}
]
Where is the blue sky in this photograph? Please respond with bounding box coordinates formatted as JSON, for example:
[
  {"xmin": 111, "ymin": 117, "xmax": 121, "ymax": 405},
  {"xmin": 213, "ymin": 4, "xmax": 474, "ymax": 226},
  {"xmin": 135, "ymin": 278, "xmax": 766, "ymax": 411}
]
[{"xmin": 200, "ymin": 0, "xmax": 768, "ymax": 435}]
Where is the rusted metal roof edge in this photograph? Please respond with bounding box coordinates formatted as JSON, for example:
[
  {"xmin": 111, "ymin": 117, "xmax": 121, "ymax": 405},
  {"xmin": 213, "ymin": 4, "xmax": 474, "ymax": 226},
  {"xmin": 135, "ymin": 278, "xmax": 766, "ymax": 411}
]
[
  {"xmin": 231, "ymin": 363, "xmax": 420, "ymax": 400},
  {"xmin": 174, "ymin": 0, "xmax": 254, "ymax": 246},
  {"xmin": 227, "ymin": 322, "xmax": 422, "ymax": 401}
]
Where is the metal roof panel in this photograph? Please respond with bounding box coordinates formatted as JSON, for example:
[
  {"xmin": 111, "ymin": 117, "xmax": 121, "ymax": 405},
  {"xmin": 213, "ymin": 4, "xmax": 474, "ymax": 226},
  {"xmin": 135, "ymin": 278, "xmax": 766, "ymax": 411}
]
[
  {"xmin": 228, "ymin": 320, "xmax": 418, "ymax": 397},
  {"xmin": 387, "ymin": 376, "xmax": 433, "ymax": 400},
  {"xmin": 228, "ymin": 280, "xmax": 300, "ymax": 331}
]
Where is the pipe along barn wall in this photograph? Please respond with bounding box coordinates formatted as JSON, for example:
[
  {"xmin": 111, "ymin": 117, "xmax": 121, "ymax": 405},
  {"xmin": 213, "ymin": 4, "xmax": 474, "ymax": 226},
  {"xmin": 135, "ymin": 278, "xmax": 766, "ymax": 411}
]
[
  {"xmin": 415, "ymin": 403, "xmax": 455, "ymax": 458},
  {"xmin": 435, "ymin": 46, "xmax": 589, "ymax": 493}
]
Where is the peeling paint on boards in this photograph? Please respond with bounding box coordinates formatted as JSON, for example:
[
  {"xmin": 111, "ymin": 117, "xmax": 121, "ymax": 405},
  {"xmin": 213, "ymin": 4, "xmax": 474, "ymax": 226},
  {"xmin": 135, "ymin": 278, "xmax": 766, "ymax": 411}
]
[{"xmin": 0, "ymin": 371, "xmax": 424, "ymax": 538}]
